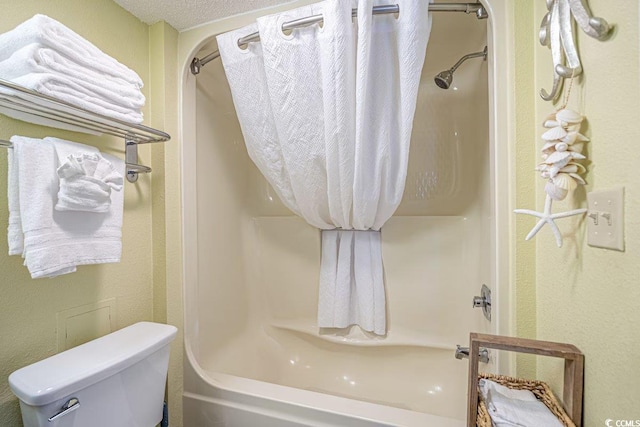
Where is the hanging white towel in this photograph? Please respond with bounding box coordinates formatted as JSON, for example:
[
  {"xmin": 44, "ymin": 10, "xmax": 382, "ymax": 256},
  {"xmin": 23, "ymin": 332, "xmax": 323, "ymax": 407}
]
[
  {"xmin": 10, "ymin": 136, "xmax": 75, "ymax": 277},
  {"xmin": 219, "ymin": 0, "xmax": 431, "ymax": 335},
  {"xmin": 7, "ymin": 139, "xmax": 23, "ymax": 255},
  {"xmin": 0, "ymin": 14, "xmax": 143, "ymax": 88},
  {"xmin": 0, "ymin": 43, "xmax": 146, "ymax": 109},
  {"xmin": 9, "ymin": 136, "xmax": 124, "ymax": 279}
]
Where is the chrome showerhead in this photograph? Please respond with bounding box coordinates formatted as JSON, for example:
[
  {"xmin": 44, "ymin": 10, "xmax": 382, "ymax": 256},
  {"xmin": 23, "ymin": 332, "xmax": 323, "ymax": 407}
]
[
  {"xmin": 434, "ymin": 70, "xmax": 453, "ymax": 89},
  {"xmin": 434, "ymin": 46, "xmax": 488, "ymax": 90}
]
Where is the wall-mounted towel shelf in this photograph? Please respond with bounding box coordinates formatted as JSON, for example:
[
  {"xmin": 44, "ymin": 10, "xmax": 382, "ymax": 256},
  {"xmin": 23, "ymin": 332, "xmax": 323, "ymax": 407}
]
[{"xmin": 0, "ymin": 78, "xmax": 170, "ymax": 182}]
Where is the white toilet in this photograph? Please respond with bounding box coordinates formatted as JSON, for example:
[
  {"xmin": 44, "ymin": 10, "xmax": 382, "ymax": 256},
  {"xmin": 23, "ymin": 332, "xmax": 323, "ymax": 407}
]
[{"xmin": 9, "ymin": 321, "xmax": 177, "ymax": 427}]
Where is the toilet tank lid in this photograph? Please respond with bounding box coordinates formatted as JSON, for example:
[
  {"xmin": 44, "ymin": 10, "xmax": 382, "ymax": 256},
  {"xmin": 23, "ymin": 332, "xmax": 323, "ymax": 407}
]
[{"xmin": 9, "ymin": 322, "xmax": 177, "ymax": 406}]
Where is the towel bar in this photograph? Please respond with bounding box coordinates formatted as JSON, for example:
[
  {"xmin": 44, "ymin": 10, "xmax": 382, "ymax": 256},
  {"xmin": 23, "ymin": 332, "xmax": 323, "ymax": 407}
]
[
  {"xmin": 0, "ymin": 78, "xmax": 170, "ymax": 182},
  {"xmin": 1, "ymin": 137, "xmax": 151, "ymax": 179}
]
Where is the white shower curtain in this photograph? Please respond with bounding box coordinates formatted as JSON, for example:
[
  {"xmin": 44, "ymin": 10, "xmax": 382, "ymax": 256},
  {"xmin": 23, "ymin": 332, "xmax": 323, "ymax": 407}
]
[{"xmin": 218, "ymin": 0, "xmax": 431, "ymax": 335}]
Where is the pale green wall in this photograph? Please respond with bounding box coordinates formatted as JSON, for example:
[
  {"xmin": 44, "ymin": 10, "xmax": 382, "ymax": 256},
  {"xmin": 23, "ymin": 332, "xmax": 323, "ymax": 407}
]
[
  {"xmin": 0, "ymin": 1, "xmax": 176, "ymax": 426},
  {"xmin": 513, "ymin": 0, "xmax": 538, "ymax": 380},
  {"xmin": 149, "ymin": 21, "xmax": 182, "ymax": 427},
  {"xmin": 515, "ymin": 0, "xmax": 640, "ymax": 424}
]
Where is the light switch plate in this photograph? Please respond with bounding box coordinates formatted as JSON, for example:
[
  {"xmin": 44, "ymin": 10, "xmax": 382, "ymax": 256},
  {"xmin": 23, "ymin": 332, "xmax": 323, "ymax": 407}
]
[{"xmin": 586, "ymin": 187, "xmax": 624, "ymax": 251}]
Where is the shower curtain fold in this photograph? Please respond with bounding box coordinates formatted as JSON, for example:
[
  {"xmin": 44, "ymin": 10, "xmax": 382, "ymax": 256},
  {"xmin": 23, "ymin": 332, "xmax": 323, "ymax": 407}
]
[{"xmin": 218, "ymin": 0, "xmax": 431, "ymax": 336}]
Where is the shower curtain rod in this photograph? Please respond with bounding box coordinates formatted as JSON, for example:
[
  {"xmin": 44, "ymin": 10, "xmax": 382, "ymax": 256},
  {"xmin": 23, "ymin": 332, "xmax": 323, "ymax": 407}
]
[{"xmin": 190, "ymin": 2, "xmax": 488, "ymax": 75}]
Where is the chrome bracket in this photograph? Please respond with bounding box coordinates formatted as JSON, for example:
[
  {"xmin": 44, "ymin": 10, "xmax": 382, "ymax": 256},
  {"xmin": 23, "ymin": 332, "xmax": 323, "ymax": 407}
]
[
  {"xmin": 190, "ymin": 57, "xmax": 202, "ymax": 75},
  {"xmin": 48, "ymin": 397, "xmax": 80, "ymax": 422},
  {"xmin": 125, "ymin": 137, "xmax": 152, "ymax": 183},
  {"xmin": 472, "ymin": 284, "xmax": 492, "ymax": 321},
  {"xmin": 474, "ymin": 6, "xmax": 488, "ymax": 19}
]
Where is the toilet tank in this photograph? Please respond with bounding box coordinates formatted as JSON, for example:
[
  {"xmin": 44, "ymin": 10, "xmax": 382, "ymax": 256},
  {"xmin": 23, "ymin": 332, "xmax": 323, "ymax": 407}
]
[{"xmin": 9, "ymin": 322, "xmax": 177, "ymax": 427}]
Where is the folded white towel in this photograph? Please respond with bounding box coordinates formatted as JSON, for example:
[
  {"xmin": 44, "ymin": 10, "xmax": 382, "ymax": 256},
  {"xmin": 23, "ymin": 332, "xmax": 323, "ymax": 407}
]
[
  {"xmin": 56, "ymin": 153, "xmax": 123, "ymax": 213},
  {"xmin": 479, "ymin": 379, "xmax": 539, "ymax": 402},
  {"xmin": 0, "ymin": 44, "xmax": 146, "ymax": 109},
  {"xmin": 488, "ymin": 390, "xmax": 564, "ymax": 427},
  {"xmin": 10, "ymin": 136, "xmax": 123, "ymax": 279},
  {"xmin": 479, "ymin": 379, "xmax": 564, "ymax": 427},
  {"xmin": 0, "ymin": 14, "xmax": 143, "ymax": 88},
  {"xmin": 5, "ymin": 73, "xmax": 143, "ymax": 124}
]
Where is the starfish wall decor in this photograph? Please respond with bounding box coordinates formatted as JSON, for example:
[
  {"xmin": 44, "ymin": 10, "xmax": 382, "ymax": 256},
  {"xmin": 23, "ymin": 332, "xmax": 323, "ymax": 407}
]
[{"xmin": 515, "ymin": 195, "xmax": 586, "ymax": 248}]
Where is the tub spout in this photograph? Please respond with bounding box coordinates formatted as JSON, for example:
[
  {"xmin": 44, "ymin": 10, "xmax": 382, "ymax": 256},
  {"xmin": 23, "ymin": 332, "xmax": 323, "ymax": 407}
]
[
  {"xmin": 455, "ymin": 345, "xmax": 490, "ymax": 363},
  {"xmin": 455, "ymin": 345, "xmax": 469, "ymax": 360}
]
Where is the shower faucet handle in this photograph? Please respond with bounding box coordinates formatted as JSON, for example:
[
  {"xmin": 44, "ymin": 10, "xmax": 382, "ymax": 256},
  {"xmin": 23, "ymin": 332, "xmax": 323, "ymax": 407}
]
[
  {"xmin": 472, "ymin": 296, "xmax": 487, "ymax": 308},
  {"xmin": 472, "ymin": 284, "xmax": 492, "ymax": 321}
]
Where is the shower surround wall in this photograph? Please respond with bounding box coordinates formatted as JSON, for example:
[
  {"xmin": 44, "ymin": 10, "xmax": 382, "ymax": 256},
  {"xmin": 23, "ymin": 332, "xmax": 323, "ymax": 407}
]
[{"xmin": 180, "ymin": 1, "xmax": 514, "ymax": 425}]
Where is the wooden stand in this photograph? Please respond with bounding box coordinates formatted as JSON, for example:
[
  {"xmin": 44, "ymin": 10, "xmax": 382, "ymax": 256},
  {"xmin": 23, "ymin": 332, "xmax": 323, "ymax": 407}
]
[{"xmin": 467, "ymin": 333, "xmax": 584, "ymax": 427}]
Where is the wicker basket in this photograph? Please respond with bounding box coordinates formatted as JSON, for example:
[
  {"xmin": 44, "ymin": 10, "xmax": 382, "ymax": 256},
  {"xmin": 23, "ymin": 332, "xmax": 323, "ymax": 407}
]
[{"xmin": 476, "ymin": 373, "xmax": 576, "ymax": 427}]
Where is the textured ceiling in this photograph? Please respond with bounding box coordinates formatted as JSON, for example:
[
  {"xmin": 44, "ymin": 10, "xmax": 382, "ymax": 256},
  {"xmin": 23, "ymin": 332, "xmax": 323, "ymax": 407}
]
[{"xmin": 114, "ymin": 0, "xmax": 297, "ymax": 31}]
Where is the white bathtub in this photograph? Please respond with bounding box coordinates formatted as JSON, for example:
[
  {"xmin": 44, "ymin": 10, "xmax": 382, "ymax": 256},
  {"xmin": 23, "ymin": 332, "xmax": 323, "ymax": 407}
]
[{"xmin": 179, "ymin": 1, "xmax": 514, "ymax": 425}]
